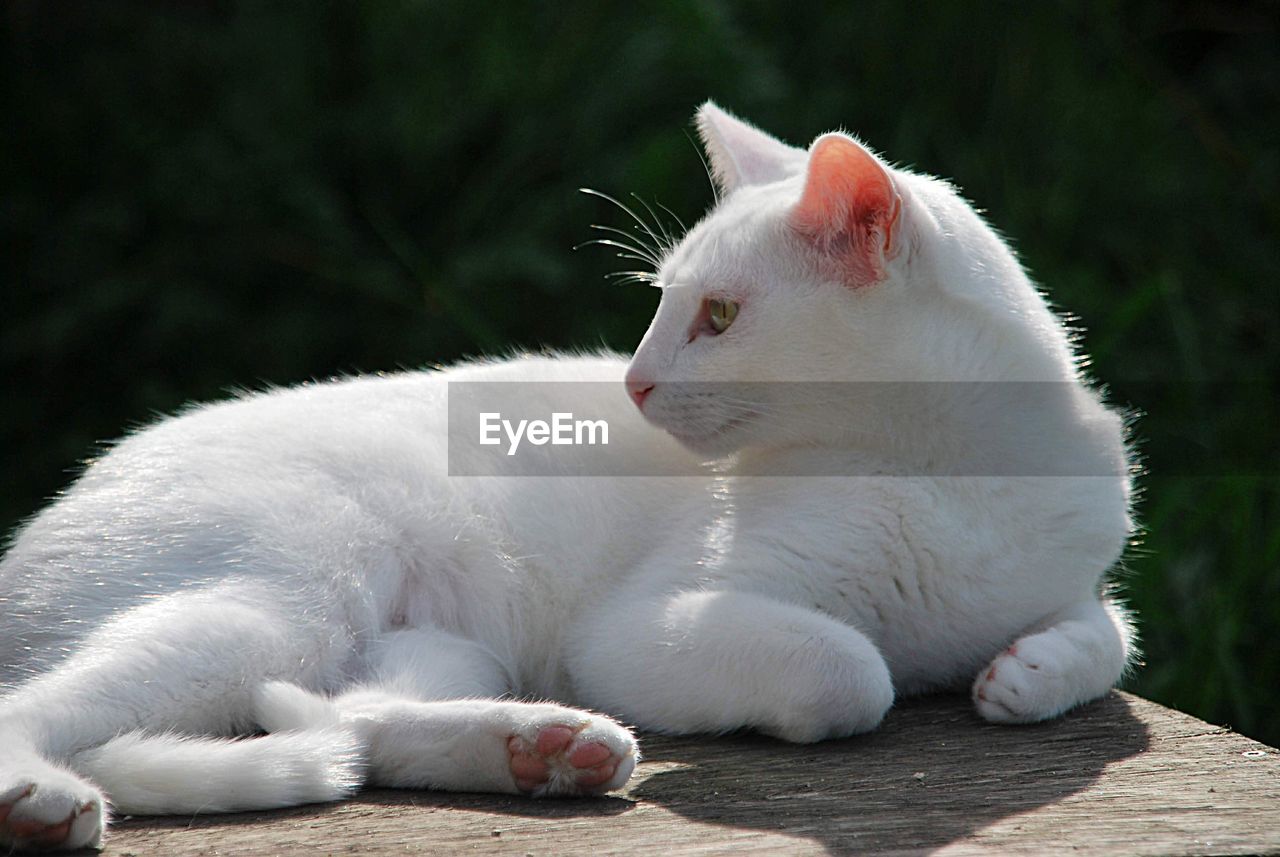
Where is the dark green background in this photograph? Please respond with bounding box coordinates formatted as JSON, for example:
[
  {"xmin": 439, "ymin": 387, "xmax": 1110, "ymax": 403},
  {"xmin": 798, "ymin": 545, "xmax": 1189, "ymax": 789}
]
[{"xmin": 3, "ymin": 3, "xmax": 1277, "ymax": 743}]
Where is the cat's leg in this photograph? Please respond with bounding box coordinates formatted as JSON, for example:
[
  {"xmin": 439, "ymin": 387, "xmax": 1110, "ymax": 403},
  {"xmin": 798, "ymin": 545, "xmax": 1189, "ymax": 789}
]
[
  {"xmin": 338, "ymin": 696, "xmax": 637, "ymax": 797},
  {"xmin": 0, "ymin": 581, "xmax": 356, "ymax": 850},
  {"xmin": 567, "ymin": 588, "xmax": 895, "ymax": 743},
  {"xmin": 972, "ymin": 597, "xmax": 1134, "ymax": 724},
  {"xmin": 256, "ymin": 627, "xmax": 638, "ymax": 797}
]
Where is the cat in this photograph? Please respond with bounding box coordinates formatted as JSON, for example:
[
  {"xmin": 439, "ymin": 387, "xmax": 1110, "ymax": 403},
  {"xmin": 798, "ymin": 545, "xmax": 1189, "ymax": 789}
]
[{"xmin": 0, "ymin": 102, "xmax": 1135, "ymax": 851}]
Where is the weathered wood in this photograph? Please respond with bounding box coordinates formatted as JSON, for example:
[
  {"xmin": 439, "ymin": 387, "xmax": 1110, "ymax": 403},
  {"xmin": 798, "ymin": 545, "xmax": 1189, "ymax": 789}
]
[{"xmin": 102, "ymin": 692, "xmax": 1278, "ymax": 856}]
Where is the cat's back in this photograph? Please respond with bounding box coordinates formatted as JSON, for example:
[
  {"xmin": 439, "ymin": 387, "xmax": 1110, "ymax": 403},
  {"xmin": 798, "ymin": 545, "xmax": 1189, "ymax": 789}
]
[
  {"xmin": 0, "ymin": 368, "xmax": 437, "ymax": 674},
  {"xmin": 11, "ymin": 351, "xmax": 650, "ymax": 532},
  {"xmin": 0, "ymin": 353, "xmax": 703, "ymax": 682}
]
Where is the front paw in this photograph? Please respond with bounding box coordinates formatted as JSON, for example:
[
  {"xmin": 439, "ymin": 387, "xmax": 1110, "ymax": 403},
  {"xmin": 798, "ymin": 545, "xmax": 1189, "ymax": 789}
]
[
  {"xmin": 973, "ymin": 634, "xmax": 1081, "ymax": 724},
  {"xmin": 0, "ymin": 769, "xmax": 105, "ymax": 851},
  {"xmin": 756, "ymin": 638, "xmax": 895, "ymax": 743}
]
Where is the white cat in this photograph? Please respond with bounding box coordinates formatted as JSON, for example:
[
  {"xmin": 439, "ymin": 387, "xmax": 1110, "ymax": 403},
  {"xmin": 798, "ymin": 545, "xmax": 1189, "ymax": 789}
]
[{"xmin": 0, "ymin": 102, "xmax": 1135, "ymax": 851}]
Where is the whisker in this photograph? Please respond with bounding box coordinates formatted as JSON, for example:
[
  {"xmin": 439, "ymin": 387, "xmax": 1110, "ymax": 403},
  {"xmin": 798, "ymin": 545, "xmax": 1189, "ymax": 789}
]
[
  {"xmin": 587, "ymin": 224, "xmax": 663, "ymax": 266},
  {"xmin": 627, "ymin": 226, "xmax": 663, "ymax": 258},
  {"xmin": 603, "ymin": 270, "xmax": 657, "ymax": 280},
  {"xmin": 610, "ymin": 252, "xmax": 662, "ymax": 267},
  {"xmin": 588, "ymin": 221, "xmax": 657, "ymax": 244},
  {"xmin": 654, "ymin": 199, "xmax": 688, "ymax": 234},
  {"xmin": 604, "ymin": 271, "xmax": 662, "ymax": 289},
  {"xmin": 683, "ymin": 129, "xmax": 720, "ymax": 206},
  {"xmin": 580, "ymin": 188, "xmax": 669, "ymax": 263},
  {"xmin": 630, "ymin": 193, "xmax": 677, "ymax": 251},
  {"xmin": 573, "ymin": 238, "xmax": 663, "ymax": 269}
]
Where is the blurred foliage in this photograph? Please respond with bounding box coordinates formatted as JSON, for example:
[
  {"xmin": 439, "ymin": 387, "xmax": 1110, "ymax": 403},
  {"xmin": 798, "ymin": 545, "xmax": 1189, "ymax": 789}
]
[{"xmin": 2, "ymin": 1, "xmax": 1277, "ymax": 742}]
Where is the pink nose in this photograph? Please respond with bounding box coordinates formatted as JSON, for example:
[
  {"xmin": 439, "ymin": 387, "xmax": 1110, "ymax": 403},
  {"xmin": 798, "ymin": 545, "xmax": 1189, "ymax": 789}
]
[{"xmin": 627, "ymin": 380, "xmax": 655, "ymax": 410}]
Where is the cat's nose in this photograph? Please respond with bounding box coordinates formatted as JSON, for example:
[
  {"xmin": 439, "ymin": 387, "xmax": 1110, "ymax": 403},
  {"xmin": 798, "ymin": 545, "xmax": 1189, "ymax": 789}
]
[{"xmin": 627, "ymin": 380, "xmax": 655, "ymax": 411}]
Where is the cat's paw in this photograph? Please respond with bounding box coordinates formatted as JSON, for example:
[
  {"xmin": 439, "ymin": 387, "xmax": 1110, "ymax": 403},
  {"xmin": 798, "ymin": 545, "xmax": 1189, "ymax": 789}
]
[
  {"xmin": 0, "ymin": 769, "xmax": 106, "ymax": 851},
  {"xmin": 974, "ymin": 601, "xmax": 1130, "ymax": 725},
  {"xmin": 506, "ymin": 714, "xmax": 637, "ymax": 797},
  {"xmin": 973, "ymin": 636, "xmax": 1078, "ymax": 724}
]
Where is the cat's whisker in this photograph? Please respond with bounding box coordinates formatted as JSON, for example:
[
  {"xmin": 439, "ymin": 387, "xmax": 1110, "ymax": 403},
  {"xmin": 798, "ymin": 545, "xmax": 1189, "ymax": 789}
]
[
  {"xmin": 630, "ymin": 193, "xmax": 678, "ymax": 253},
  {"xmin": 683, "ymin": 128, "xmax": 720, "ymax": 206},
  {"xmin": 573, "ymin": 239, "xmax": 663, "ymax": 270},
  {"xmin": 613, "ymin": 252, "xmax": 661, "ymax": 268},
  {"xmin": 603, "ymin": 270, "xmax": 657, "ymax": 280},
  {"xmin": 604, "ymin": 271, "xmax": 662, "ymax": 289},
  {"xmin": 630, "ymin": 223, "xmax": 666, "ymax": 258},
  {"xmin": 586, "ymin": 227, "xmax": 663, "ymax": 266},
  {"xmin": 580, "ymin": 188, "xmax": 670, "ymax": 266},
  {"xmin": 585, "ymin": 225, "xmax": 663, "ymax": 267},
  {"xmin": 590, "ymin": 220, "xmax": 657, "ymax": 244},
  {"xmin": 654, "ymin": 199, "xmax": 688, "ymax": 235}
]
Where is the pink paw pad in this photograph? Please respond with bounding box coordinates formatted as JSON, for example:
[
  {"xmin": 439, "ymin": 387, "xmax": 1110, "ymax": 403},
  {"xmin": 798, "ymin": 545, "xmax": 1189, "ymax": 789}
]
[
  {"xmin": 0, "ymin": 791, "xmax": 97, "ymax": 849},
  {"xmin": 981, "ymin": 644, "xmax": 1023, "ymax": 686},
  {"xmin": 507, "ymin": 725, "xmax": 624, "ymax": 796}
]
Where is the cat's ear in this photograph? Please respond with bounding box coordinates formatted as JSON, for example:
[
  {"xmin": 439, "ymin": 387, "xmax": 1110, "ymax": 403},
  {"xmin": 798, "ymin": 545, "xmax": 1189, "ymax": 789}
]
[
  {"xmin": 696, "ymin": 101, "xmax": 806, "ymax": 194},
  {"xmin": 790, "ymin": 133, "xmax": 904, "ymax": 287}
]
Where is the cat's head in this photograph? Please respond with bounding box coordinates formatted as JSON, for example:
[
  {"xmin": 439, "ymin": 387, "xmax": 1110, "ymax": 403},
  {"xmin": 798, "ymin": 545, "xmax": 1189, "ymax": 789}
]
[{"xmin": 624, "ymin": 102, "xmax": 1075, "ymax": 457}]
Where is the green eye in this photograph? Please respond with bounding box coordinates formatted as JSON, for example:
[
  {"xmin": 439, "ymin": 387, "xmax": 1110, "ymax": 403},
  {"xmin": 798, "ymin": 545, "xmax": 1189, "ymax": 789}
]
[{"xmin": 708, "ymin": 298, "xmax": 739, "ymax": 333}]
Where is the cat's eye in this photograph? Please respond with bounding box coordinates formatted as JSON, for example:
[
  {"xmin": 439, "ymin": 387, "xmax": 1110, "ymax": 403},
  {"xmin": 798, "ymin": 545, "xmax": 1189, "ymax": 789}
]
[{"xmin": 707, "ymin": 298, "xmax": 739, "ymax": 334}]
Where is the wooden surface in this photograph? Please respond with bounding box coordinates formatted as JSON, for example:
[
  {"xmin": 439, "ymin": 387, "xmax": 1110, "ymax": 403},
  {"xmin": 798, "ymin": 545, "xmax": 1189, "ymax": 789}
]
[{"xmin": 101, "ymin": 692, "xmax": 1279, "ymax": 856}]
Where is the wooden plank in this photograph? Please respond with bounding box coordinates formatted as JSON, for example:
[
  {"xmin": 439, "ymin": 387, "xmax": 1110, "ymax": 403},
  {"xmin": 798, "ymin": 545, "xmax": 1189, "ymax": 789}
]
[{"xmin": 102, "ymin": 692, "xmax": 1279, "ymax": 856}]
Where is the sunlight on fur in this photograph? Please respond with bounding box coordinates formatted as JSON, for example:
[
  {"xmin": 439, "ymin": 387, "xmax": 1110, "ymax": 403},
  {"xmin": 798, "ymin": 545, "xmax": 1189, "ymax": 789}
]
[{"xmin": 0, "ymin": 102, "xmax": 1134, "ymax": 851}]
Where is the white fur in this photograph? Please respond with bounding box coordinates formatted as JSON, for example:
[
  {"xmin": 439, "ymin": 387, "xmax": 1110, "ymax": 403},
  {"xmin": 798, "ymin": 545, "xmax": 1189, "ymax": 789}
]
[
  {"xmin": 74, "ymin": 728, "xmax": 364, "ymax": 814},
  {"xmin": 0, "ymin": 102, "xmax": 1134, "ymax": 850}
]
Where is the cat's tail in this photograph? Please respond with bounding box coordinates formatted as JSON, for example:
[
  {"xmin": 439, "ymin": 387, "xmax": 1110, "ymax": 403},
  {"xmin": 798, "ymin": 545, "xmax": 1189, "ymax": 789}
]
[{"xmin": 73, "ymin": 722, "xmax": 365, "ymax": 815}]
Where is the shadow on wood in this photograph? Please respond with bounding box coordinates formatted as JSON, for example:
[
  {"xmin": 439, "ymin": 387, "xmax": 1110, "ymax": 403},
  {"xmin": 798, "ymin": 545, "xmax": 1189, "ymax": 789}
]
[
  {"xmin": 631, "ymin": 691, "xmax": 1148, "ymax": 855},
  {"xmin": 103, "ymin": 691, "xmax": 1280, "ymax": 856}
]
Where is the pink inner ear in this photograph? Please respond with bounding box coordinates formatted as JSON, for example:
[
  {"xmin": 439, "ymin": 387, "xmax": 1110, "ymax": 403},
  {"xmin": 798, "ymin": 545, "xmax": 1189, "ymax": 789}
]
[{"xmin": 791, "ymin": 134, "xmax": 902, "ymax": 285}]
